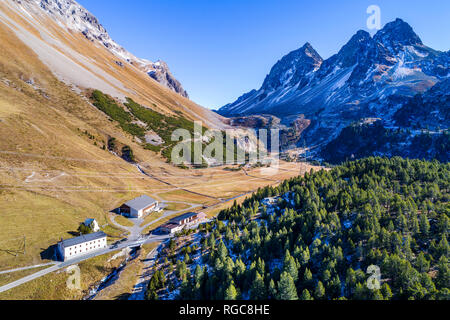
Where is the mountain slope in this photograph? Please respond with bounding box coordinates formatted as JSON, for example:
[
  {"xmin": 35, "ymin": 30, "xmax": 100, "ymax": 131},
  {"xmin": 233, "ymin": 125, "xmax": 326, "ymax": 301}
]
[
  {"xmin": 0, "ymin": 0, "xmax": 232, "ymax": 272},
  {"xmin": 16, "ymin": 0, "xmax": 189, "ymax": 98},
  {"xmin": 0, "ymin": 0, "xmax": 224, "ymax": 128},
  {"xmin": 218, "ymin": 19, "xmax": 449, "ymax": 160},
  {"xmin": 220, "ymin": 19, "xmax": 448, "ymax": 118},
  {"xmin": 0, "ymin": 16, "xmax": 304, "ymax": 275},
  {"xmin": 152, "ymin": 157, "xmax": 450, "ymax": 300}
]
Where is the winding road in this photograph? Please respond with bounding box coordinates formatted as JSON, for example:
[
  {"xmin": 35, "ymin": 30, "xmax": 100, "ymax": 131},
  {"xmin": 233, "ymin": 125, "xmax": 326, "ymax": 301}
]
[
  {"xmin": 0, "ymin": 232, "xmax": 170, "ymax": 294},
  {"xmin": 0, "ymin": 199, "xmax": 199, "ymax": 295},
  {"xmin": 0, "ymin": 159, "xmax": 291, "ymax": 297}
]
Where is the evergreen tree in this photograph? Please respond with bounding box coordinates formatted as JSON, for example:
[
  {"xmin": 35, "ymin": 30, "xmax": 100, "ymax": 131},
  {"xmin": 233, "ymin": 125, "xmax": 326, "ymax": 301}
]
[
  {"xmin": 224, "ymin": 283, "xmax": 238, "ymax": 300},
  {"xmin": 268, "ymin": 279, "xmax": 277, "ymax": 299},
  {"xmin": 300, "ymin": 289, "xmax": 313, "ymax": 300},
  {"xmin": 277, "ymin": 272, "xmax": 298, "ymax": 300},
  {"xmin": 315, "ymin": 281, "xmax": 326, "ymax": 300},
  {"xmin": 283, "ymin": 250, "xmax": 299, "ymax": 282},
  {"xmin": 250, "ymin": 272, "xmax": 267, "ymax": 300}
]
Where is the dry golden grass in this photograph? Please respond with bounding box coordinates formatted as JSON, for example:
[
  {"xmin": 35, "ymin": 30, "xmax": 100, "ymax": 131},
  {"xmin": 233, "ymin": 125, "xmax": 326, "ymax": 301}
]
[
  {"xmin": 0, "ymin": 265, "xmax": 51, "ymax": 287},
  {"xmin": 157, "ymin": 189, "xmax": 217, "ymax": 204},
  {"xmin": 0, "ymin": 251, "xmax": 123, "ymax": 300},
  {"xmin": 0, "ymin": 5, "xmax": 311, "ymax": 289},
  {"xmin": 92, "ymin": 242, "xmax": 159, "ymax": 300},
  {"xmin": 112, "ymin": 215, "xmax": 134, "ymax": 228},
  {"xmin": 164, "ymin": 202, "xmax": 191, "ymax": 212}
]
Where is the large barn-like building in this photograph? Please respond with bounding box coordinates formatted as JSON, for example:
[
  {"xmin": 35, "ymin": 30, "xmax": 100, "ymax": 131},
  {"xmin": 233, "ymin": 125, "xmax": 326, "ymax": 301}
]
[{"xmin": 119, "ymin": 195, "xmax": 158, "ymax": 218}]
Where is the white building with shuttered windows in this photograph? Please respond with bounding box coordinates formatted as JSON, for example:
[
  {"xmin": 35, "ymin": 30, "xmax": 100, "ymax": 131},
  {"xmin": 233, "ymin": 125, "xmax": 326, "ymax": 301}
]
[{"xmin": 58, "ymin": 231, "xmax": 107, "ymax": 261}]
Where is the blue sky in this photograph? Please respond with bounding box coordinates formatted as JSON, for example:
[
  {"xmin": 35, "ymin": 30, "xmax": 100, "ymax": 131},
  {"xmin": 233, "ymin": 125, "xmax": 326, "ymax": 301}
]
[{"xmin": 78, "ymin": 0, "xmax": 450, "ymax": 109}]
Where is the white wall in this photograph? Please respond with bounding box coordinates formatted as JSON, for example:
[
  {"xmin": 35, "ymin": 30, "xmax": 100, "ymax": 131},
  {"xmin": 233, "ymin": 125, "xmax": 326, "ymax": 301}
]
[
  {"xmin": 129, "ymin": 202, "xmax": 158, "ymax": 218},
  {"xmin": 130, "ymin": 207, "xmax": 140, "ymax": 218},
  {"xmin": 60, "ymin": 237, "xmax": 107, "ymax": 261}
]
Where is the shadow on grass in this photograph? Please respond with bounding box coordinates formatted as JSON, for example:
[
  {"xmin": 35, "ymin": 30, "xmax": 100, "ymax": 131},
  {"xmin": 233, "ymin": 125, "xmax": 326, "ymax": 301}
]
[
  {"xmin": 40, "ymin": 244, "xmax": 60, "ymax": 261},
  {"xmin": 115, "ymin": 292, "xmax": 132, "ymax": 300},
  {"xmin": 0, "ymin": 248, "xmax": 22, "ymax": 257}
]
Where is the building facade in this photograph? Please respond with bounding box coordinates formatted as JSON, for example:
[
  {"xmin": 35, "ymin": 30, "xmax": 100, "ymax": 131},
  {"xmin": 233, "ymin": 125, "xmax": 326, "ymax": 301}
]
[
  {"xmin": 58, "ymin": 231, "xmax": 107, "ymax": 261},
  {"xmin": 160, "ymin": 223, "xmax": 184, "ymax": 234},
  {"xmin": 119, "ymin": 195, "xmax": 158, "ymax": 218},
  {"xmin": 160, "ymin": 212, "xmax": 207, "ymax": 234}
]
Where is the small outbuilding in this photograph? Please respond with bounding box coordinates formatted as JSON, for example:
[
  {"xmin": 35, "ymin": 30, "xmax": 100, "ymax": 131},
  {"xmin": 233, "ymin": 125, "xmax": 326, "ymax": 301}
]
[{"xmin": 83, "ymin": 218, "xmax": 100, "ymax": 232}]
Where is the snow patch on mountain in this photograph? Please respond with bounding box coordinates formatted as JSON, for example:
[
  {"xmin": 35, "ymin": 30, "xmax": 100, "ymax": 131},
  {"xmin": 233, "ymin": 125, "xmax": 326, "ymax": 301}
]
[{"xmin": 218, "ymin": 18, "xmax": 449, "ymax": 158}]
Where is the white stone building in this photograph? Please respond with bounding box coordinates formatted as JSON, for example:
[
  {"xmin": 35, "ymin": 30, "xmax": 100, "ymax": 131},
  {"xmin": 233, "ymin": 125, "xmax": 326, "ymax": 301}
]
[{"xmin": 58, "ymin": 231, "xmax": 107, "ymax": 261}]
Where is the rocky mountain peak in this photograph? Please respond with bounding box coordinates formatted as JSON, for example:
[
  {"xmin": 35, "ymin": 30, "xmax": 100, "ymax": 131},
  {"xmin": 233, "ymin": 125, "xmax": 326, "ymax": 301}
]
[
  {"xmin": 374, "ymin": 18, "xmax": 423, "ymax": 52},
  {"xmin": 261, "ymin": 42, "xmax": 323, "ymax": 91},
  {"xmin": 15, "ymin": 0, "xmax": 189, "ymax": 97},
  {"xmin": 335, "ymin": 30, "xmax": 375, "ymax": 66},
  {"xmin": 147, "ymin": 60, "xmax": 189, "ymax": 98}
]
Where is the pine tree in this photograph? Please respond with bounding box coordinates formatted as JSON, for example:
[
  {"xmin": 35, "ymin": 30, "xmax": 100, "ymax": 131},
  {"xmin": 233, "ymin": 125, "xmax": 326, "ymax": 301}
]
[
  {"xmin": 436, "ymin": 256, "xmax": 450, "ymax": 289},
  {"xmin": 381, "ymin": 283, "xmax": 393, "ymax": 300},
  {"xmin": 419, "ymin": 214, "xmax": 430, "ymax": 236},
  {"xmin": 303, "ymin": 268, "xmax": 313, "ymax": 288},
  {"xmin": 300, "ymin": 289, "xmax": 313, "ymax": 300},
  {"xmin": 217, "ymin": 240, "xmax": 228, "ymax": 260},
  {"xmin": 416, "ymin": 252, "xmax": 430, "ymax": 273},
  {"xmin": 437, "ymin": 235, "xmax": 449, "ymax": 258},
  {"xmin": 194, "ymin": 264, "xmax": 203, "ymax": 284},
  {"xmin": 268, "ymin": 279, "xmax": 277, "ymax": 299},
  {"xmin": 315, "ymin": 281, "xmax": 326, "ymax": 300},
  {"xmin": 277, "ymin": 272, "xmax": 298, "ymax": 300},
  {"xmin": 250, "ymin": 272, "xmax": 267, "ymax": 300},
  {"xmin": 224, "ymin": 283, "xmax": 238, "ymax": 300},
  {"xmin": 283, "ymin": 250, "xmax": 299, "ymax": 282}
]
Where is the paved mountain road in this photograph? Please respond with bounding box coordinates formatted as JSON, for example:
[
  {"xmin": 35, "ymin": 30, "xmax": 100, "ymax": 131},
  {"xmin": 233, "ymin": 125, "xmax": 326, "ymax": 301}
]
[{"xmin": 0, "ymin": 233, "xmax": 170, "ymax": 294}]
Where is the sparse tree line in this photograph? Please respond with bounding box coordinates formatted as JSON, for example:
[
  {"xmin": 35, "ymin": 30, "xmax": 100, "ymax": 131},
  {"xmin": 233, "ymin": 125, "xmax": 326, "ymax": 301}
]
[{"xmin": 147, "ymin": 157, "xmax": 449, "ymax": 300}]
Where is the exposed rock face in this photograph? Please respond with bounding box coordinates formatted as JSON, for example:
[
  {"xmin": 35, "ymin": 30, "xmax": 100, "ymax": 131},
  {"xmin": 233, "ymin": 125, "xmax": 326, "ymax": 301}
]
[
  {"xmin": 261, "ymin": 43, "xmax": 323, "ymax": 92},
  {"xmin": 15, "ymin": 0, "xmax": 189, "ymax": 97},
  {"xmin": 219, "ymin": 18, "xmax": 449, "ymax": 161},
  {"xmin": 146, "ymin": 61, "xmax": 189, "ymax": 98}
]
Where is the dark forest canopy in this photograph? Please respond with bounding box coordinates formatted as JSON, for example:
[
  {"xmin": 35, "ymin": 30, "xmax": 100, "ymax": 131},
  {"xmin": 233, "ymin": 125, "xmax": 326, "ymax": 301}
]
[{"xmin": 149, "ymin": 157, "xmax": 449, "ymax": 300}]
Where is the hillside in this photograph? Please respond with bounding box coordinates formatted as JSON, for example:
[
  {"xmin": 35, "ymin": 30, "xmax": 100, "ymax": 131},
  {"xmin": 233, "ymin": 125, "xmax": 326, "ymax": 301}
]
[
  {"xmin": 321, "ymin": 121, "xmax": 449, "ymax": 164},
  {"xmin": 0, "ymin": 0, "xmax": 226, "ymax": 128},
  {"xmin": 0, "ymin": 0, "xmax": 309, "ymax": 279},
  {"xmin": 150, "ymin": 157, "xmax": 449, "ymax": 300}
]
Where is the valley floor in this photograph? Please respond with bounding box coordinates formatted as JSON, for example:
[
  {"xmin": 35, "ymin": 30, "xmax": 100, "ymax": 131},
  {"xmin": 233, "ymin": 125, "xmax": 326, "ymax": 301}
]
[{"xmin": 0, "ymin": 158, "xmax": 317, "ymax": 300}]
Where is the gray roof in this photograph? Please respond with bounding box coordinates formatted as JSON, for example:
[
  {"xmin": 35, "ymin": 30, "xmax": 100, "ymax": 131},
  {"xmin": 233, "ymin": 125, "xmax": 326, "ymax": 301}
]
[
  {"xmin": 60, "ymin": 231, "xmax": 107, "ymax": 248},
  {"xmin": 124, "ymin": 195, "xmax": 157, "ymax": 211},
  {"xmin": 84, "ymin": 218, "xmax": 96, "ymax": 225},
  {"xmin": 170, "ymin": 212, "xmax": 198, "ymax": 224}
]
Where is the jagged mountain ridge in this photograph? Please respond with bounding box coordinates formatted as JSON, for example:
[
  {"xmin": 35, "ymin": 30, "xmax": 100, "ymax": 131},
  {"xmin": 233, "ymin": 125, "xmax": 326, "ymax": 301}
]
[
  {"xmin": 14, "ymin": 0, "xmax": 188, "ymax": 97},
  {"xmin": 1, "ymin": 0, "xmax": 226, "ymax": 129},
  {"xmin": 220, "ymin": 19, "xmax": 448, "ymax": 118}
]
